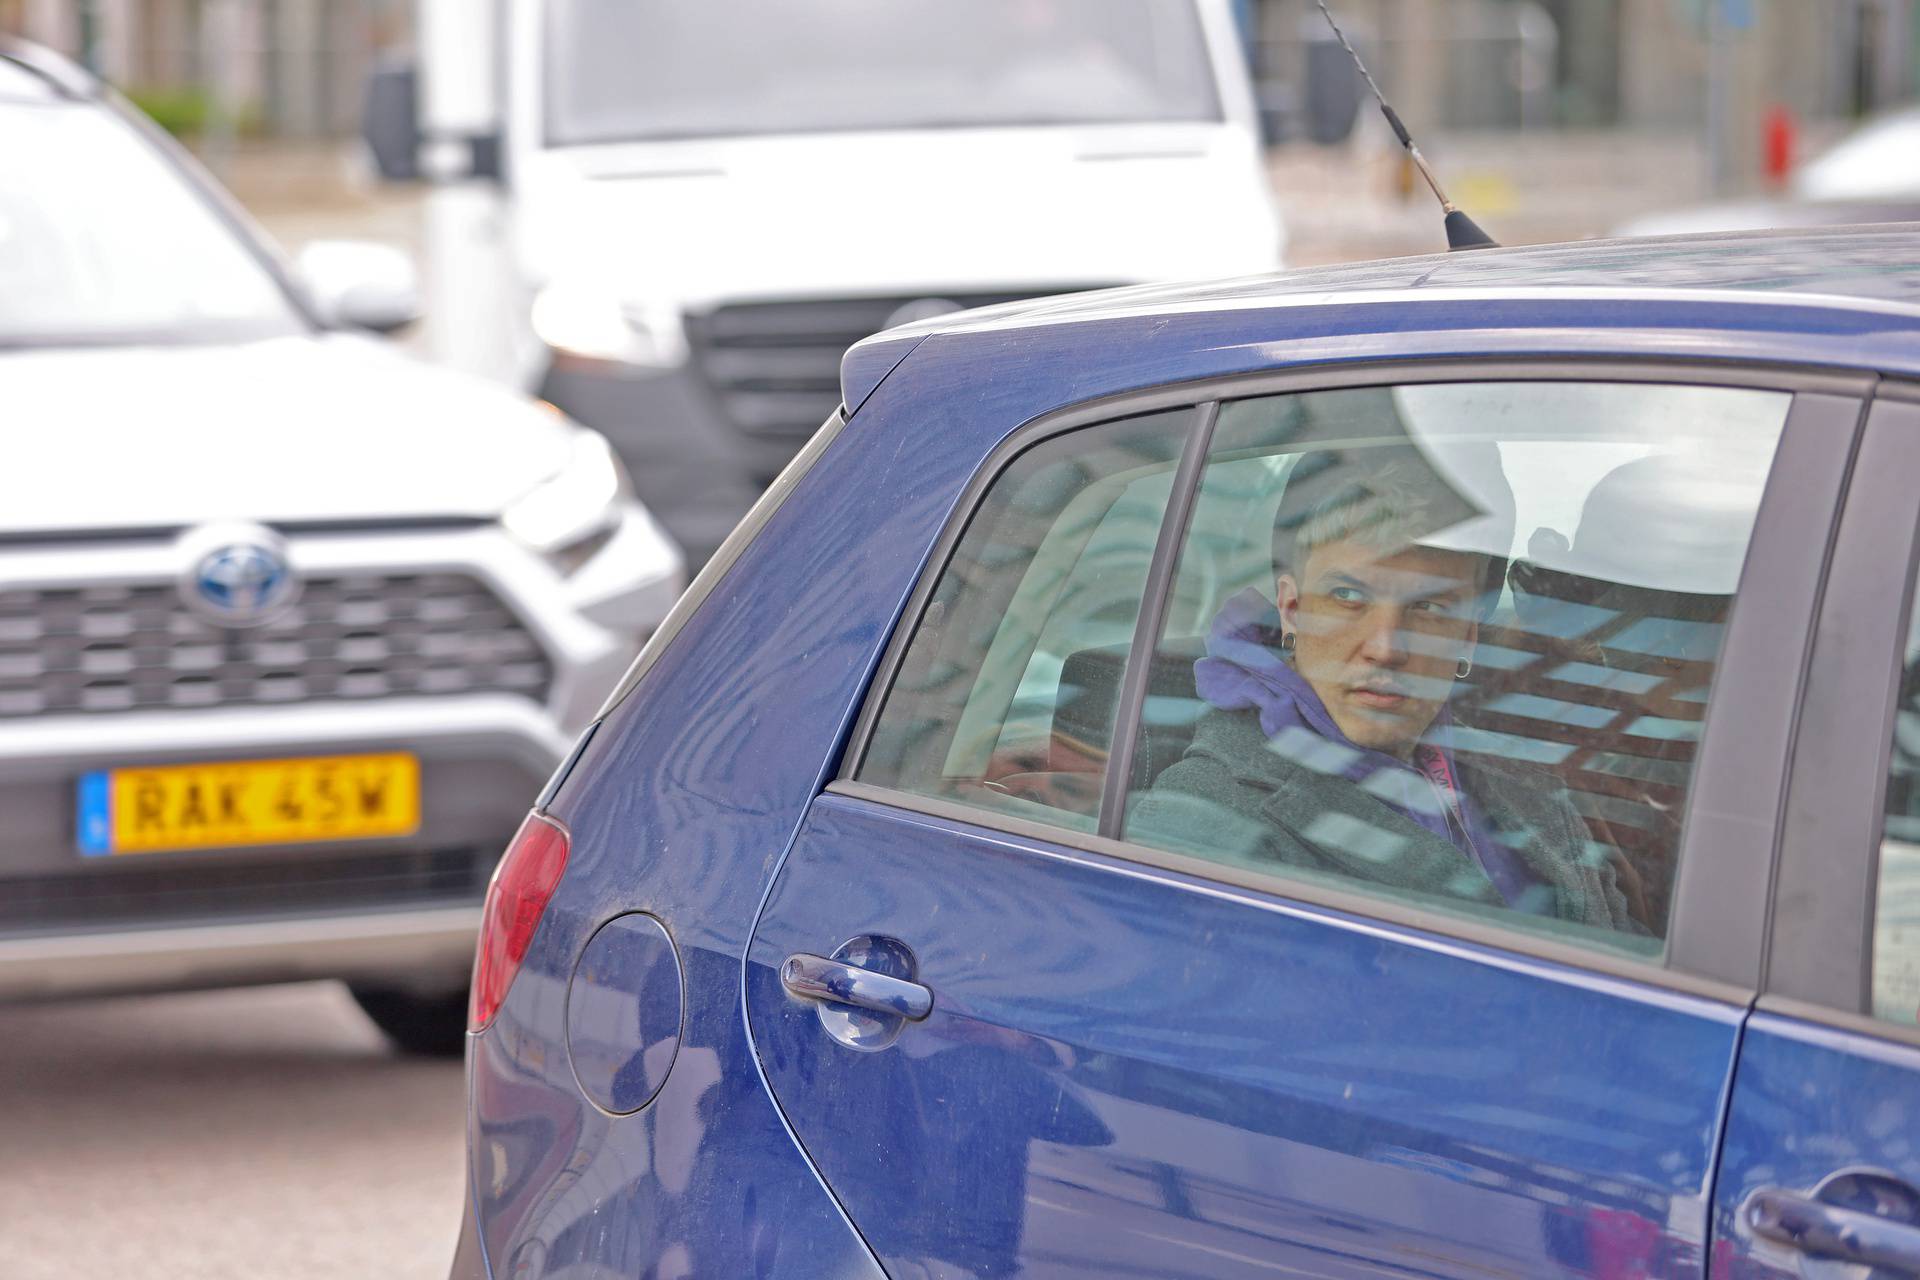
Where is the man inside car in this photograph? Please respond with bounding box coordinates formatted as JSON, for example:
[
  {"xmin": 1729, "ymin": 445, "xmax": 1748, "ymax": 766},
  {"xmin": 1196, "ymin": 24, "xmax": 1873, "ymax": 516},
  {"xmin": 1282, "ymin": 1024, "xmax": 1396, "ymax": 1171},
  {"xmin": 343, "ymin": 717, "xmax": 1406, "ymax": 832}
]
[{"xmin": 1129, "ymin": 448, "xmax": 1639, "ymax": 934}]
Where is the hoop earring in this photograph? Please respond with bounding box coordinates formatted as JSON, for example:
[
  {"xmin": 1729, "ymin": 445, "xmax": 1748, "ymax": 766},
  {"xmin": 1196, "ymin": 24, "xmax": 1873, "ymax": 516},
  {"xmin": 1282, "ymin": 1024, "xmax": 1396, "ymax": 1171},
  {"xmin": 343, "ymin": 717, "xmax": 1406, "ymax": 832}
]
[
  {"xmin": 1455, "ymin": 655, "xmax": 1473, "ymax": 680},
  {"xmin": 1279, "ymin": 631, "xmax": 1296, "ymax": 656}
]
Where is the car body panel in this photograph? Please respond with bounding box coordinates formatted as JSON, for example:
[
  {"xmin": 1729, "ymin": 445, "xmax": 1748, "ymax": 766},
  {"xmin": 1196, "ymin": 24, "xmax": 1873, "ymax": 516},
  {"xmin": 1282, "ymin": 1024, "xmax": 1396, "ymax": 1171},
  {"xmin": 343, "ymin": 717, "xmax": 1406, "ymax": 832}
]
[
  {"xmin": 748, "ymin": 791, "xmax": 1744, "ymax": 1277},
  {"xmin": 846, "ymin": 297, "xmax": 1914, "ymax": 464},
  {"xmin": 468, "ymin": 367, "xmax": 971, "ymax": 1276},
  {"xmin": 1708, "ymin": 1014, "xmax": 1920, "ymax": 1276},
  {"xmin": 861, "ymin": 226, "xmax": 1920, "ymax": 335},
  {"xmin": 0, "ymin": 336, "xmax": 580, "ymax": 534},
  {"xmin": 477, "ymin": 228, "xmax": 1920, "ymax": 1275}
]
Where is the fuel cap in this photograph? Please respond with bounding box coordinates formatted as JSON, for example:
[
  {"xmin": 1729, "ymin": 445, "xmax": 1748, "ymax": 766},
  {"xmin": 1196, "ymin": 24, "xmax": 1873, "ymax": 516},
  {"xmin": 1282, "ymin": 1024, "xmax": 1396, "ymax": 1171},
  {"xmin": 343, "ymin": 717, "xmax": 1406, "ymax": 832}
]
[{"xmin": 566, "ymin": 912, "xmax": 683, "ymax": 1115}]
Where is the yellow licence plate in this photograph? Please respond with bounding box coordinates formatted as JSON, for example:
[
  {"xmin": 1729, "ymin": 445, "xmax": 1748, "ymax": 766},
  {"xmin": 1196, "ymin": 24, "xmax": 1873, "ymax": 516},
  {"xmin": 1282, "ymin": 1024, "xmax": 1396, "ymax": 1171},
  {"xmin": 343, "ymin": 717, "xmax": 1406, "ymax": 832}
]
[{"xmin": 77, "ymin": 753, "xmax": 421, "ymax": 856}]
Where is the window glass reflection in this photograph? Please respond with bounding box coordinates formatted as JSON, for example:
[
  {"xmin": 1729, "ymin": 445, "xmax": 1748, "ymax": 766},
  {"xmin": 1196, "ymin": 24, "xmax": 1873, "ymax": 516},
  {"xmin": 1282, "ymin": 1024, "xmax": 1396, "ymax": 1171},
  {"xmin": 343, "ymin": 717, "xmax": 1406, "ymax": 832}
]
[
  {"xmin": 1125, "ymin": 382, "xmax": 1789, "ymax": 953},
  {"xmin": 859, "ymin": 412, "xmax": 1188, "ymax": 829}
]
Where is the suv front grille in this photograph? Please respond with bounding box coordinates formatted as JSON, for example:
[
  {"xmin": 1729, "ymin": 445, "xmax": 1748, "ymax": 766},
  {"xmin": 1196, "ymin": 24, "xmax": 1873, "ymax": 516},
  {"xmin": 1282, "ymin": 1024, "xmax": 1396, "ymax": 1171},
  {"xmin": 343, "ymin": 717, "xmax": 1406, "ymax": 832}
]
[
  {"xmin": 0, "ymin": 573, "xmax": 551, "ymax": 718},
  {"xmin": 0, "ymin": 847, "xmax": 492, "ymax": 933},
  {"xmin": 683, "ymin": 291, "xmax": 1087, "ymax": 450}
]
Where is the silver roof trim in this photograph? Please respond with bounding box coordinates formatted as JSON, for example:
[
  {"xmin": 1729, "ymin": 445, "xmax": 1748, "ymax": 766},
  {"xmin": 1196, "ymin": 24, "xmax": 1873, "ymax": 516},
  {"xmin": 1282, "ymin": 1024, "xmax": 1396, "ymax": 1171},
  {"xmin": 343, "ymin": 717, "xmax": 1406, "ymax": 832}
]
[{"xmin": 907, "ymin": 283, "xmax": 1920, "ymax": 338}]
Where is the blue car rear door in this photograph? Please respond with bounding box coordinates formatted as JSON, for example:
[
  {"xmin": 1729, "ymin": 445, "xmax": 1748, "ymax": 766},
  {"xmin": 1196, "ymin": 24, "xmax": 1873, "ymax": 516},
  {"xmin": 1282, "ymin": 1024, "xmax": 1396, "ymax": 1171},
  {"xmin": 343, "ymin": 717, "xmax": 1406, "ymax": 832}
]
[
  {"xmin": 747, "ymin": 364, "xmax": 1866, "ymax": 1278},
  {"xmin": 1708, "ymin": 386, "xmax": 1920, "ymax": 1276}
]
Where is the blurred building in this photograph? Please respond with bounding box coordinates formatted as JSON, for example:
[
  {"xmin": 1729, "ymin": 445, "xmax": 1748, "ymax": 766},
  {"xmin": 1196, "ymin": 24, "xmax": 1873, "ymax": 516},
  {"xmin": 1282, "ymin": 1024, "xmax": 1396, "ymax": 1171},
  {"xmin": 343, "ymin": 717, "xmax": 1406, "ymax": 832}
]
[
  {"xmin": 0, "ymin": 0, "xmax": 409, "ymax": 138},
  {"xmin": 5, "ymin": 0, "xmax": 1911, "ymax": 158},
  {"xmin": 1256, "ymin": 0, "xmax": 1917, "ymax": 128},
  {"xmin": 2, "ymin": 0, "xmax": 1913, "ymax": 263},
  {"xmin": 1253, "ymin": 0, "xmax": 1918, "ymax": 186}
]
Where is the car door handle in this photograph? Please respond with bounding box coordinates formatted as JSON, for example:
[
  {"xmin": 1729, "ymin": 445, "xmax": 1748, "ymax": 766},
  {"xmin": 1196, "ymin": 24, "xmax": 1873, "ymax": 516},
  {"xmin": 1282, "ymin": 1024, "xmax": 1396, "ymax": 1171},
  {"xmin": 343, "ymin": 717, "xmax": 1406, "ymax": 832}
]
[
  {"xmin": 1746, "ymin": 1187, "xmax": 1920, "ymax": 1270},
  {"xmin": 781, "ymin": 953, "xmax": 933, "ymax": 1021}
]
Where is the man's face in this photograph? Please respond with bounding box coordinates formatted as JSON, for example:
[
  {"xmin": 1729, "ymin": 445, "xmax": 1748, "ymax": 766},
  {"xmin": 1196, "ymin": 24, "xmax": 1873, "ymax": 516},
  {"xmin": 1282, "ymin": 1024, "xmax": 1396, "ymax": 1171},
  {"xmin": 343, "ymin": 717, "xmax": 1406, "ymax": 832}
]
[{"xmin": 1277, "ymin": 537, "xmax": 1481, "ymax": 759}]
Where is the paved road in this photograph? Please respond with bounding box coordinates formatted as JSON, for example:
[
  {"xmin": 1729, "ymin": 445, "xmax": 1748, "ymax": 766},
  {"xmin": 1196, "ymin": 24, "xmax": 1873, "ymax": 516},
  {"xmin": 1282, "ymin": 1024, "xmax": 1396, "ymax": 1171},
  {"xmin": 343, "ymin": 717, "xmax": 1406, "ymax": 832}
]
[{"xmin": 0, "ymin": 982, "xmax": 465, "ymax": 1279}]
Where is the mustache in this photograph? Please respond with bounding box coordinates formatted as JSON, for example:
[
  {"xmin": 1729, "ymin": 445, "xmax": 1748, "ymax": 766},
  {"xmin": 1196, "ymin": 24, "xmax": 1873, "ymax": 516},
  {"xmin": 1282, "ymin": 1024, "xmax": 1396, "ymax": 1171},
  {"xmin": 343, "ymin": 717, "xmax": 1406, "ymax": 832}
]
[{"xmin": 1340, "ymin": 670, "xmax": 1455, "ymax": 699}]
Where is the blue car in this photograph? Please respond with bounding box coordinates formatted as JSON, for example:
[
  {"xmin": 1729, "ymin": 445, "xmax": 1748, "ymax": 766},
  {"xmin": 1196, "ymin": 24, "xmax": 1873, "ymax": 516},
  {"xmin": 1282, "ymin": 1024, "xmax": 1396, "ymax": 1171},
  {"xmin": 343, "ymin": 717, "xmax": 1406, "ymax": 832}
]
[{"xmin": 451, "ymin": 226, "xmax": 1920, "ymax": 1279}]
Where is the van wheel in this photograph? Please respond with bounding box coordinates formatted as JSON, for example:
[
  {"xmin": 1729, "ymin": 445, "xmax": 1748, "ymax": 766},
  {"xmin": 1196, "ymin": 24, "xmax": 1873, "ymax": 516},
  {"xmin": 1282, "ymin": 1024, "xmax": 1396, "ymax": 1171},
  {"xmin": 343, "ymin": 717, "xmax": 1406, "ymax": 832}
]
[{"xmin": 349, "ymin": 984, "xmax": 468, "ymax": 1057}]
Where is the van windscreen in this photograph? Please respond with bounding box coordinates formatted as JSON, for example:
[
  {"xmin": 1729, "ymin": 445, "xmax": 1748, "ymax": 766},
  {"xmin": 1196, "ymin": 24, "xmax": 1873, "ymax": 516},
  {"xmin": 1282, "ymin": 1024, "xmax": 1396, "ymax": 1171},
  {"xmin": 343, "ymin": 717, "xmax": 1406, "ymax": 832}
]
[{"xmin": 544, "ymin": 0, "xmax": 1222, "ymax": 146}]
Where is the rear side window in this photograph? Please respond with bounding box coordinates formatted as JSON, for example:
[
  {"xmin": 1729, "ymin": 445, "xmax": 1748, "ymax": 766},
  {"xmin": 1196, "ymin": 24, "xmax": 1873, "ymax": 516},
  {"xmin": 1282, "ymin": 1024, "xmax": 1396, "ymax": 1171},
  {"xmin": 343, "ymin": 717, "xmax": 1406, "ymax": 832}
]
[
  {"xmin": 858, "ymin": 410, "xmax": 1190, "ymax": 830},
  {"xmin": 858, "ymin": 379, "xmax": 1790, "ymax": 959},
  {"xmin": 1121, "ymin": 382, "xmax": 1787, "ymax": 955}
]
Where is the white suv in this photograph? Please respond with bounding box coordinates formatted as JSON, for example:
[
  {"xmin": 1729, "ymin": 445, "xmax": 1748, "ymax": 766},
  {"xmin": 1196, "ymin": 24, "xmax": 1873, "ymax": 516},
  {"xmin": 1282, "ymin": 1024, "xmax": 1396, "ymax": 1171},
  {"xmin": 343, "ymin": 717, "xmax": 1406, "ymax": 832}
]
[{"xmin": 0, "ymin": 39, "xmax": 681, "ymax": 1052}]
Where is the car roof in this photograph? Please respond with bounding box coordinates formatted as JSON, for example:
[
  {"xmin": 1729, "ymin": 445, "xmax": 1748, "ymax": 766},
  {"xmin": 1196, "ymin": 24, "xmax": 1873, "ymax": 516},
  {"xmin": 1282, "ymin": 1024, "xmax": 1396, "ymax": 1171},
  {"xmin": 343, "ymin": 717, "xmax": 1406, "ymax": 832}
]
[
  {"xmin": 931, "ymin": 225, "xmax": 1920, "ymax": 332},
  {"xmin": 841, "ymin": 225, "xmax": 1920, "ymax": 410},
  {"xmin": 0, "ymin": 36, "xmax": 100, "ymax": 100}
]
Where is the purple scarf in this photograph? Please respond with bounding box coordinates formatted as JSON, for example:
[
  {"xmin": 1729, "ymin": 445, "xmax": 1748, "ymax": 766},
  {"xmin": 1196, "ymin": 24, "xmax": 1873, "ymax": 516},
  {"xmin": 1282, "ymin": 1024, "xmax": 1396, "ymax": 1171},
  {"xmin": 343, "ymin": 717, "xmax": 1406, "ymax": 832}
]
[{"xmin": 1194, "ymin": 589, "xmax": 1544, "ymax": 911}]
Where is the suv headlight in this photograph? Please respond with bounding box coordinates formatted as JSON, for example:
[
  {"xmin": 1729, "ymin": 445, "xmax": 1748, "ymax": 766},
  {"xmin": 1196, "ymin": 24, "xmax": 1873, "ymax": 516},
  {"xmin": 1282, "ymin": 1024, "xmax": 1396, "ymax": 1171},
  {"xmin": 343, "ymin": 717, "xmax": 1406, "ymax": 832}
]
[
  {"xmin": 504, "ymin": 430, "xmax": 630, "ymax": 570},
  {"xmin": 531, "ymin": 281, "xmax": 687, "ymax": 368}
]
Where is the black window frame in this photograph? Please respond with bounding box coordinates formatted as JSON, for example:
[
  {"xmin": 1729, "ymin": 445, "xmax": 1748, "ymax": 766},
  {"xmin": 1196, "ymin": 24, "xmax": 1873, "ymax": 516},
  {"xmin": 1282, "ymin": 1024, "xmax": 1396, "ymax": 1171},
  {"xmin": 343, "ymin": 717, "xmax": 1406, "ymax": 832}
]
[
  {"xmin": 839, "ymin": 357, "xmax": 1873, "ymax": 995},
  {"xmin": 1763, "ymin": 379, "xmax": 1920, "ymax": 1050}
]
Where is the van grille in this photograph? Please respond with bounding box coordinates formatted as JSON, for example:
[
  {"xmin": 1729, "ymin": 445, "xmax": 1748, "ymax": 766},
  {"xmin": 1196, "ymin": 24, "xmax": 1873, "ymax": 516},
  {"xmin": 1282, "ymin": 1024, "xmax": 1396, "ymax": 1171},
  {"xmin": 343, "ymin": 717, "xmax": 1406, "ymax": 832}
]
[
  {"xmin": 683, "ymin": 291, "xmax": 1084, "ymax": 448},
  {"xmin": 0, "ymin": 573, "xmax": 550, "ymax": 718}
]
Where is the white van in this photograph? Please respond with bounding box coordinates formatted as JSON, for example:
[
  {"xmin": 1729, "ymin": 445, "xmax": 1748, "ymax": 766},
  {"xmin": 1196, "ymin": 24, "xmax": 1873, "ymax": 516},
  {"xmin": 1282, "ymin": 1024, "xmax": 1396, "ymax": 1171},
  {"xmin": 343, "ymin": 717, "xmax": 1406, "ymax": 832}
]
[{"xmin": 373, "ymin": 0, "xmax": 1285, "ymax": 565}]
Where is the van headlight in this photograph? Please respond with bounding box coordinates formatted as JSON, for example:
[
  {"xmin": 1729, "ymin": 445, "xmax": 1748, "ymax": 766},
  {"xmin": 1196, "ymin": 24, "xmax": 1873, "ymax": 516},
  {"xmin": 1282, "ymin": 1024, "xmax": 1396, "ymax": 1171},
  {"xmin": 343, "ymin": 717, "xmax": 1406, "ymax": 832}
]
[
  {"xmin": 531, "ymin": 281, "xmax": 687, "ymax": 368},
  {"xmin": 504, "ymin": 431, "xmax": 630, "ymax": 570}
]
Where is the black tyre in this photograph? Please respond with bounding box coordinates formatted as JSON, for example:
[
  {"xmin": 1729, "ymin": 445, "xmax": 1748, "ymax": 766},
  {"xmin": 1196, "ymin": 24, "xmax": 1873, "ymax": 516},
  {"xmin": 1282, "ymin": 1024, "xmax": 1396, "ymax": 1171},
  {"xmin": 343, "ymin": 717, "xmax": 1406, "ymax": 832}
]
[{"xmin": 348, "ymin": 984, "xmax": 469, "ymax": 1057}]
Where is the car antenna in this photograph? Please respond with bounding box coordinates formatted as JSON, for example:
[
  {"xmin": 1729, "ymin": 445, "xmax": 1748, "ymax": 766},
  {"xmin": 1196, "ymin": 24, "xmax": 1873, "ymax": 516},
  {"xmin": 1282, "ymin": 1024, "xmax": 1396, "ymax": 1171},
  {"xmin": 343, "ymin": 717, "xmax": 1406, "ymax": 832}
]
[{"xmin": 1314, "ymin": 0, "xmax": 1498, "ymax": 251}]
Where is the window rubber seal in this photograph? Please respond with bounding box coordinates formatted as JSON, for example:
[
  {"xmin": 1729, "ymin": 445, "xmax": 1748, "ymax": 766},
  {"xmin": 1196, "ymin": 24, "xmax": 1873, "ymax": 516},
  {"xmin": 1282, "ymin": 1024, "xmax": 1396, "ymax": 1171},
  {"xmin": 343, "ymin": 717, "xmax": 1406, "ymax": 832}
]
[
  {"xmin": 1763, "ymin": 385, "xmax": 1920, "ymax": 1018},
  {"xmin": 1098, "ymin": 400, "xmax": 1218, "ymax": 838}
]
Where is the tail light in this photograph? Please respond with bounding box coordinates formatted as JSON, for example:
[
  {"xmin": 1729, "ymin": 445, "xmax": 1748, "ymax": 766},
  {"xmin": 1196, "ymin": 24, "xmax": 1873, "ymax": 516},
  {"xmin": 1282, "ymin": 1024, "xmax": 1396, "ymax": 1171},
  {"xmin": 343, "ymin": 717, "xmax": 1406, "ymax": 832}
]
[{"xmin": 469, "ymin": 810, "xmax": 571, "ymax": 1032}]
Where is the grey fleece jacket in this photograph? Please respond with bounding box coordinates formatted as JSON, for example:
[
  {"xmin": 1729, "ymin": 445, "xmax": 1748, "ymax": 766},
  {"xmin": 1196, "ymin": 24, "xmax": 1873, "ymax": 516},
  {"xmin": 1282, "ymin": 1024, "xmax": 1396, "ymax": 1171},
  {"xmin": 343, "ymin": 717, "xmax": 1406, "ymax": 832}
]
[{"xmin": 1128, "ymin": 705, "xmax": 1640, "ymax": 933}]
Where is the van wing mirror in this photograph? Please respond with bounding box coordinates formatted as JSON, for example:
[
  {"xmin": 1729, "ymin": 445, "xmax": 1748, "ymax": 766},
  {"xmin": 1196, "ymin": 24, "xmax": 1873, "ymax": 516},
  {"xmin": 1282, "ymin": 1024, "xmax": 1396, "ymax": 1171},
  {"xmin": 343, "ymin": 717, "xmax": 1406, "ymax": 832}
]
[
  {"xmin": 361, "ymin": 53, "xmax": 504, "ymax": 185},
  {"xmin": 1303, "ymin": 33, "xmax": 1365, "ymax": 144},
  {"xmin": 1255, "ymin": 79, "xmax": 1295, "ymax": 146},
  {"xmin": 362, "ymin": 54, "xmax": 421, "ymax": 182}
]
